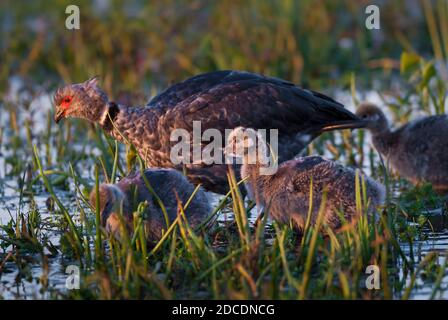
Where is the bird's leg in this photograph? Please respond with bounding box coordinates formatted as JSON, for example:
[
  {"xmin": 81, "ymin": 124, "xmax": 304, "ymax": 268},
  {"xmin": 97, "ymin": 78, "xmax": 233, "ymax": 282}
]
[
  {"xmin": 244, "ymin": 198, "xmax": 263, "ymax": 227},
  {"xmin": 254, "ymin": 210, "xmax": 265, "ymax": 229}
]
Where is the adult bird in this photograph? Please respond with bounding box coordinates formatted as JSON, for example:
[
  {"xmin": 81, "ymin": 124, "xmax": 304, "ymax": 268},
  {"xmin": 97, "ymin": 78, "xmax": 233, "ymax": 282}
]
[
  {"xmin": 54, "ymin": 70, "xmax": 367, "ymax": 194},
  {"xmin": 356, "ymin": 102, "xmax": 448, "ymax": 194}
]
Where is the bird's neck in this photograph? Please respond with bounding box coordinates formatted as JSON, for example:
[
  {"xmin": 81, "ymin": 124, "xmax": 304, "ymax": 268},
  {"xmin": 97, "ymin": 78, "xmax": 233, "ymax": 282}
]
[
  {"xmin": 99, "ymin": 102, "xmax": 121, "ymax": 132},
  {"xmin": 98, "ymin": 102, "xmax": 161, "ymax": 165},
  {"xmin": 240, "ymin": 157, "xmax": 276, "ymax": 206},
  {"xmin": 99, "ymin": 102, "xmax": 150, "ymax": 144},
  {"xmin": 371, "ymin": 129, "xmax": 395, "ymax": 158}
]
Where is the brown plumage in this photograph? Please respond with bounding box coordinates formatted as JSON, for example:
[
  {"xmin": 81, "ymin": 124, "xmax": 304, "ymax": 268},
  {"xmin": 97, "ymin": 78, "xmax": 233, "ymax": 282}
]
[
  {"xmin": 89, "ymin": 168, "xmax": 211, "ymax": 243},
  {"xmin": 54, "ymin": 70, "xmax": 367, "ymax": 194},
  {"xmin": 224, "ymin": 127, "xmax": 385, "ymax": 232},
  {"xmin": 356, "ymin": 103, "xmax": 448, "ymax": 193}
]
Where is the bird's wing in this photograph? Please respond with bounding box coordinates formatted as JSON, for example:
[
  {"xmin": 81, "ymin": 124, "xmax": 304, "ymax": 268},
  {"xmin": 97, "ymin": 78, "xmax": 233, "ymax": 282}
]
[
  {"xmin": 147, "ymin": 70, "xmax": 269, "ymax": 109},
  {"xmin": 147, "ymin": 70, "xmax": 296, "ymax": 107},
  {"xmin": 157, "ymin": 73, "xmax": 361, "ymax": 135},
  {"xmin": 286, "ymin": 156, "xmax": 340, "ymax": 190}
]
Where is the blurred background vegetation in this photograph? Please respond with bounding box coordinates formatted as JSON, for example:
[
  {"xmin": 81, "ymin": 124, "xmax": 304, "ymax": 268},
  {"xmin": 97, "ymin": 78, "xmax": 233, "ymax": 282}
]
[{"xmin": 0, "ymin": 0, "xmax": 442, "ymax": 100}]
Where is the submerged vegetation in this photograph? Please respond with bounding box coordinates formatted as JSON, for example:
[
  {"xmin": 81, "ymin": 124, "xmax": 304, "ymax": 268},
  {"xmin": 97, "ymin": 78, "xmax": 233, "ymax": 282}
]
[{"xmin": 0, "ymin": 0, "xmax": 447, "ymax": 299}]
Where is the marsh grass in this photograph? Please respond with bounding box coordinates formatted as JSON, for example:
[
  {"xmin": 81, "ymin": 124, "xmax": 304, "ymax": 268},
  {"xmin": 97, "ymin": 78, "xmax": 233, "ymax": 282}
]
[{"xmin": 1, "ymin": 125, "xmax": 438, "ymax": 299}]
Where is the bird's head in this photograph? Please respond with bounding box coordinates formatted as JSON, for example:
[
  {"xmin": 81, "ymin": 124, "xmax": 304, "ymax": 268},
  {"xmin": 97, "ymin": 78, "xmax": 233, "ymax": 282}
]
[
  {"xmin": 224, "ymin": 127, "xmax": 269, "ymax": 164},
  {"xmin": 89, "ymin": 184, "xmax": 125, "ymax": 228},
  {"xmin": 53, "ymin": 77, "xmax": 109, "ymax": 124},
  {"xmin": 355, "ymin": 102, "xmax": 389, "ymax": 134}
]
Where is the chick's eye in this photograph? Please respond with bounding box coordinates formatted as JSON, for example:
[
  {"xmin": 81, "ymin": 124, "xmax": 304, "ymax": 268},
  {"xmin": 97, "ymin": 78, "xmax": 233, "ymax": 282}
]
[{"xmin": 63, "ymin": 96, "xmax": 72, "ymax": 103}]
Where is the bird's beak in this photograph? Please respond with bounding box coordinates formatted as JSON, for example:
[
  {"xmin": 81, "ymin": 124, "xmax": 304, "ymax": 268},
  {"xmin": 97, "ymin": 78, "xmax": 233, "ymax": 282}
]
[{"xmin": 54, "ymin": 108, "xmax": 65, "ymax": 124}]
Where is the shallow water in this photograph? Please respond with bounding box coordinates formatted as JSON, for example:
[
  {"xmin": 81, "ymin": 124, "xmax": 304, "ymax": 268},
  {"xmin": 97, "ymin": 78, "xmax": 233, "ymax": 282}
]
[
  {"xmin": 0, "ymin": 84, "xmax": 447, "ymax": 299},
  {"xmin": 0, "ymin": 185, "xmax": 66, "ymax": 299}
]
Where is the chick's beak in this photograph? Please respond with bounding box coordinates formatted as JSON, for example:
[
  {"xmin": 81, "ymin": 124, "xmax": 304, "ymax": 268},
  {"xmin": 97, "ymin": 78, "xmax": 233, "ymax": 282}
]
[{"xmin": 54, "ymin": 108, "xmax": 65, "ymax": 124}]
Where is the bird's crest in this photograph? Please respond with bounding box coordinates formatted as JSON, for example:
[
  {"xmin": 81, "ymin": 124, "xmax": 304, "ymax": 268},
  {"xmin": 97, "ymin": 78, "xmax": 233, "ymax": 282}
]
[{"xmin": 83, "ymin": 76, "xmax": 100, "ymax": 89}]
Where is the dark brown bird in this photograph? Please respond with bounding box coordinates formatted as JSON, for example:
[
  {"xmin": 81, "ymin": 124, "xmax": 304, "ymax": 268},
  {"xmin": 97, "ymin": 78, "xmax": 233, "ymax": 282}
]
[
  {"xmin": 356, "ymin": 103, "xmax": 448, "ymax": 194},
  {"xmin": 224, "ymin": 127, "xmax": 385, "ymax": 232},
  {"xmin": 89, "ymin": 168, "xmax": 211, "ymax": 243},
  {"xmin": 54, "ymin": 71, "xmax": 367, "ymax": 194}
]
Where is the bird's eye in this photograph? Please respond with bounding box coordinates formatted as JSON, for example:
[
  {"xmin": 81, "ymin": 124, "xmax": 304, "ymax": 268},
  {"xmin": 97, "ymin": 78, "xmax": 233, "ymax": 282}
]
[{"xmin": 64, "ymin": 96, "xmax": 72, "ymax": 103}]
